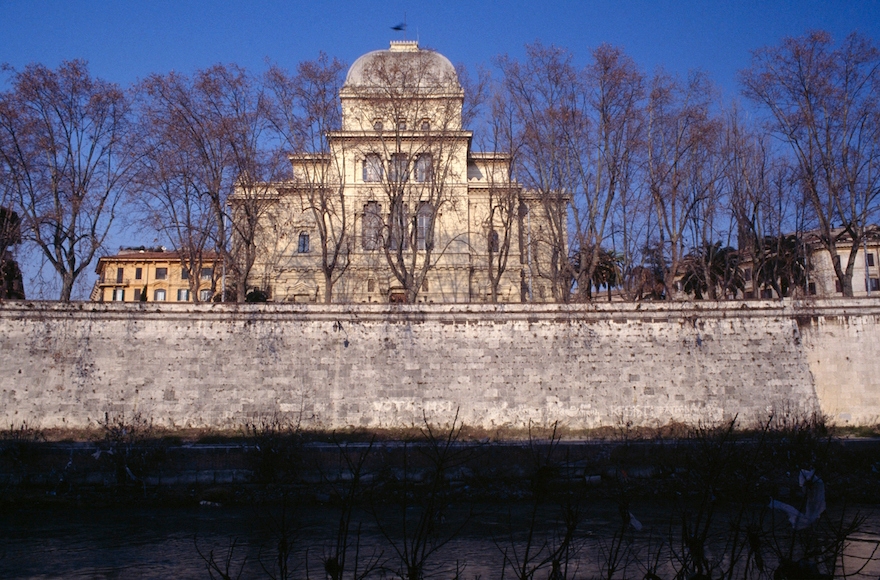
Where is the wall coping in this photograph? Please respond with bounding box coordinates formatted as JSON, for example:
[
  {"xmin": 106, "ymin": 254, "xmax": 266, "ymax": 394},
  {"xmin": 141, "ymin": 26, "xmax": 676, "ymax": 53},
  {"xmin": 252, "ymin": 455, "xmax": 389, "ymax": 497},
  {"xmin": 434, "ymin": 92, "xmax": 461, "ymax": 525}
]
[{"xmin": 1, "ymin": 298, "xmax": 879, "ymax": 323}]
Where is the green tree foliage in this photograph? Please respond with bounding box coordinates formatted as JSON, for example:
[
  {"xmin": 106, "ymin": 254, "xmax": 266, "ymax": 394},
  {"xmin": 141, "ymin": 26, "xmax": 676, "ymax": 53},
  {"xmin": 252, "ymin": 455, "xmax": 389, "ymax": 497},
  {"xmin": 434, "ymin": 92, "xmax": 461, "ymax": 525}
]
[{"xmin": 681, "ymin": 242, "xmax": 744, "ymax": 300}]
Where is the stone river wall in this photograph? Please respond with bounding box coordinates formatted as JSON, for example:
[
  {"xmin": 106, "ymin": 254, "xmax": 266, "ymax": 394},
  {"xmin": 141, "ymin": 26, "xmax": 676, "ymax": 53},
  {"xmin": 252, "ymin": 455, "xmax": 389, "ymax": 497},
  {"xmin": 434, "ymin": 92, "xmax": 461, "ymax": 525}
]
[{"xmin": 0, "ymin": 300, "xmax": 878, "ymax": 431}]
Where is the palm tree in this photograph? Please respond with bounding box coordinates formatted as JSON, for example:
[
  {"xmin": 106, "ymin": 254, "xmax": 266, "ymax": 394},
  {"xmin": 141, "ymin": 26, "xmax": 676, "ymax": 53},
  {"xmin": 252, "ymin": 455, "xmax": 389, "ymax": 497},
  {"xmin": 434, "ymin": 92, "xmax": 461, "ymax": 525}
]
[
  {"xmin": 681, "ymin": 242, "xmax": 745, "ymax": 300},
  {"xmin": 754, "ymin": 234, "xmax": 805, "ymax": 298},
  {"xmin": 591, "ymin": 249, "xmax": 623, "ymax": 302},
  {"xmin": 569, "ymin": 246, "xmax": 623, "ymax": 301}
]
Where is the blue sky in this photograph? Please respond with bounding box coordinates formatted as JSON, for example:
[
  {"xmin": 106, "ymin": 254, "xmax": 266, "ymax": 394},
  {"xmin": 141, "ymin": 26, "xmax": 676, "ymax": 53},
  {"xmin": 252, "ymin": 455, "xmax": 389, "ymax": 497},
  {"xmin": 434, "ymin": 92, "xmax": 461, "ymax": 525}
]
[
  {"xmin": 3, "ymin": 0, "xmax": 879, "ymax": 100},
  {"xmin": 2, "ymin": 0, "xmax": 879, "ymax": 298}
]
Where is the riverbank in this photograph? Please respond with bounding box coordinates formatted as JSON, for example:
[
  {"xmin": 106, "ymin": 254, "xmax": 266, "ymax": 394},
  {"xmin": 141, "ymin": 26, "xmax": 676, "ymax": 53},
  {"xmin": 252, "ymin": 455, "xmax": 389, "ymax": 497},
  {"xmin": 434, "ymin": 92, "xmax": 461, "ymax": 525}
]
[
  {"xmin": 5, "ymin": 421, "xmax": 880, "ymax": 579},
  {"xmin": 3, "ymin": 420, "xmax": 880, "ymax": 509}
]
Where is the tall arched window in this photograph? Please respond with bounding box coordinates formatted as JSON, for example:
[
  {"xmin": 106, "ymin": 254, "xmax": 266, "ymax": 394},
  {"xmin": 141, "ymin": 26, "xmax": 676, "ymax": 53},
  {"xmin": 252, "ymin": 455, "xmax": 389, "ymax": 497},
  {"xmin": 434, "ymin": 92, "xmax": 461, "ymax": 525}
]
[
  {"xmin": 390, "ymin": 153, "xmax": 408, "ymax": 182},
  {"xmin": 414, "ymin": 153, "xmax": 432, "ymax": 183},
  {"xmin": 489, "ymin": 229, "xmax": 500, "ymax": 253},
  {"xmin": 416, "ymin": 202, "xmax": 434, "ymax": 251},
  {"xmin": 362, "ymin": 202, "xmax": 382, "ymax": 250},
  {"xmin": 390, "ymin": 201, "xmax": 409, "ymax": 251},
  {"xmin": 363, "ymin": 154, "xmax": 383, "ymax": 182}
]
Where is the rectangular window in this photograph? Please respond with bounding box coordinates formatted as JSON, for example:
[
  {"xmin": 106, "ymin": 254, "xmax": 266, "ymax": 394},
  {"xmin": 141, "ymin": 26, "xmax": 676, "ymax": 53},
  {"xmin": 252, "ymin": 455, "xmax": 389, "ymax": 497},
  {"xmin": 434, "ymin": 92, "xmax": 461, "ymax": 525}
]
[
  {"xmin": 868, "ymin": 253, "xmax": 876, "ymax": 267},
  {"xmin": 200, "ymin": 267, "xmax": 213, "ymax": 280},
  {"xmin": 177, "ymin": 289, "xmax": 190, "ymax": 301},
  {"xmin": 133, "ymin": 288, "xmax": 142, "ymax": 301},
  {"xmin": 835, "ymin": 279, "xmax": 843, "ymax": 293},
  {"xmin": 367, "ymin": 279, "xmax": 376, "ymax": 293},
  {"xmin": 200, "ymin": 289, "xmax": 212, "ymax": 302},
  {"xmin": 297, "ymin": 233, "xmax": 310, "ymax": 253},
  {"xmin": 181, "ymin": 268, "xmax": 189, "ymax": 280},
  {"xmin": 869, "ymin": 278, "xmax": 880, "ymax": 292},
  {"xmin": 363, "ymin": 154, "xmax": 383, "ymax": 182},
  {"xmin": 135, "ymin": 267, "xmax": 142, "ymax": 280},
  {"xmin": 808, "ymin": 282, "xmax": 817, "ymax": 295},
  {"xmin": 154, "ymin": 289, "xmax": 166, "ymax": 301},
  {"xmin": 112, "ymin": 288, "xmax": 124, "ymax": 301},
  {"xmin": 155, "ymin": 267, "xmax": 167, "ymax": 280},
  {"xmin": 116, "ymin": 268, "xmax": 124, "ymax": 283}
]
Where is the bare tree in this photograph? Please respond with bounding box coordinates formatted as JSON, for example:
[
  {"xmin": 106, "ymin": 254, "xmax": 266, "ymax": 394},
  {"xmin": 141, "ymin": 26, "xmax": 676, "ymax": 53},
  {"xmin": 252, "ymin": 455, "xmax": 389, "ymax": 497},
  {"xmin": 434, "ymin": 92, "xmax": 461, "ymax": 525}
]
[
  {"xmin": 742, "ymin": 31, "xmax": 880, "ymax": 296},
  {"xmin": 265, "ymin": 54, "xmax": 351, "ymax": 303},
  {"xmin": 473, "ymin": 86, "xmax": 521, "ymax": 303},
  {"xmin": 224, "ymin": 71, "xmax": 282, "ymax": 302},
  {"xmin": 458, "ymin": 65, "xmax": 521, "ymax": 303},
  {"xmin": 0, "ymin": 60, "xmax": 134, "ymax": 300},
  {"xmin": 645, "ymin": 70, "xmax": 721, "ymax": 298},
  {"xmin": 137, "ymin": 64, "xmax": 276, "ymax": 302},
  {"xmin": 723, "ymin": 107, "xmax": 806, "ymax": 297},
  {"xmin": 132, "ymin": 89, "xmax": 216, "ymax": 300},
  {"xmin": 497, "ymin": 43, "xmax": 576, "ymax": 302},
  {"xmin": 496, "ymin": 43, "xmax": 645, "ymax": 303},
  {"xmin": 571, "ymin": 44, "xmax": 645, "ymax": 302}
]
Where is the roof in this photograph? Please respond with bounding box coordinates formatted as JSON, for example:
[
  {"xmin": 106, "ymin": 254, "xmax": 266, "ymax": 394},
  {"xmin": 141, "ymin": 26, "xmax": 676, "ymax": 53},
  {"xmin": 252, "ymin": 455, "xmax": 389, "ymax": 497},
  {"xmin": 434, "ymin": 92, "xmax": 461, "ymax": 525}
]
[
  {"xmin": 95, "ymin": 250, "xmax": 220, "ymax": 273},
  {"xmin": 343, "ymin": 41, "xmax": 459, "ymax": 91}
]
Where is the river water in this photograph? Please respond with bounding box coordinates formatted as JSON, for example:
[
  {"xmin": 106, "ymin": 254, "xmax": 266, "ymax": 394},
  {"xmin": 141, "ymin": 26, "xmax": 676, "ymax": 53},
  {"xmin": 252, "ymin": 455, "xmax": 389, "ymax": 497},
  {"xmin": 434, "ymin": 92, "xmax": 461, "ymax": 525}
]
[{"xmin": 3, "ymin": 500, "xmax": 880, "ymax": 579}]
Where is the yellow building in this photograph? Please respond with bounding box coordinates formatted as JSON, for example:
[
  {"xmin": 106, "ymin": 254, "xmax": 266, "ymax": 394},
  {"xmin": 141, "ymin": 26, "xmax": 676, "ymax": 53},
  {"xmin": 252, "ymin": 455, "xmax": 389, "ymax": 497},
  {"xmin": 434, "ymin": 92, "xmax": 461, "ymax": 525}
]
[
  {"xmin": 92, "ymin": 248, "xmax": 221, "ymax": 303},
  {"xmin": 244, "ymin": 41, "xmax": 564, "ymax": 303}
]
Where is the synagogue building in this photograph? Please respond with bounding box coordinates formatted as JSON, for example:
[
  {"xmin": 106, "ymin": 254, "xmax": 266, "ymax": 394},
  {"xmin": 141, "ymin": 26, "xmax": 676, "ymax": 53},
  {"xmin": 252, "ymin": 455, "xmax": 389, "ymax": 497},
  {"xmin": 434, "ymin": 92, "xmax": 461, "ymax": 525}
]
[{"xmin": 242, "ymin": 41, "xmax": 563, "ymax": 304}]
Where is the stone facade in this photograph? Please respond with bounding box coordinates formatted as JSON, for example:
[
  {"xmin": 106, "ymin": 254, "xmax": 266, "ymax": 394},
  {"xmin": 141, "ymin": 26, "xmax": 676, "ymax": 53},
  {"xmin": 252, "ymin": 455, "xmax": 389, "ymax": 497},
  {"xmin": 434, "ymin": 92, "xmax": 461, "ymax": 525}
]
[
  {"xmin": 2, "ymin": 299, "xmax": 878, "ymax": 431},
  {"xmin": 803, "ymin": 232, "xmax": 880, "ymax": 297}
]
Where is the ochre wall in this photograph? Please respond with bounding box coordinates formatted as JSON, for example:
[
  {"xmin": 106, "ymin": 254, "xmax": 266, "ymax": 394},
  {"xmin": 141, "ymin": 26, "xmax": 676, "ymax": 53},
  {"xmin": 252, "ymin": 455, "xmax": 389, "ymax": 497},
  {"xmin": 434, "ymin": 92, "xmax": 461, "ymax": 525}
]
[{"xmin": 1, "ymin": 300, "xmax": 877, "ymax": 431}]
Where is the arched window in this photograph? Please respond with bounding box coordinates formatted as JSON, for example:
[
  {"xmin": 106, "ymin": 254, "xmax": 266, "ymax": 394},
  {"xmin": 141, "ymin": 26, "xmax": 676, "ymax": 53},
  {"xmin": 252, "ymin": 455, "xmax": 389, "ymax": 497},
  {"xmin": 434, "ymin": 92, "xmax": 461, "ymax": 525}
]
[
  {"xmin": 363, "ymin": 154, "xmax": 383, "ymax": 182},
  {"xmin": 489, "ymin": 229, "xmax": 500, "ymax": 253},
  {"xmin": 414, "ymin": 153, "xmax": 432, "ymax": 183},
  {"xmin": 416, "ymin": 202, "xmax": 433, "ymax": 251},
  {"xmin": 362, "ymin": 202, "xmax": 382, "ymax": 251},
  {"xmin": 372, "ymin": 119, "xmax": 383, "ymax": 131},
  {"xmin": 154, "ymin": 288, "xmax": 166, "ymax": 301},
  {"xmin": 390, "ymin": 201, "xmax": 409, "ymax": 251},
  {"xmin": 298, "ymin": 232, "xmax": 310, "ymax": 253}
]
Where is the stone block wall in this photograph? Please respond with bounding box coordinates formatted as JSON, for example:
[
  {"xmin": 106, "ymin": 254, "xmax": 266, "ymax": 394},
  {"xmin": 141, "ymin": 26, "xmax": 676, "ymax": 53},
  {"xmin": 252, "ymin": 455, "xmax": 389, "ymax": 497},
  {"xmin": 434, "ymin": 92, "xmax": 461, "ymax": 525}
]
[{"xmin": 0, "ymin": 300, "xmax": 877, "ymax": 431}]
